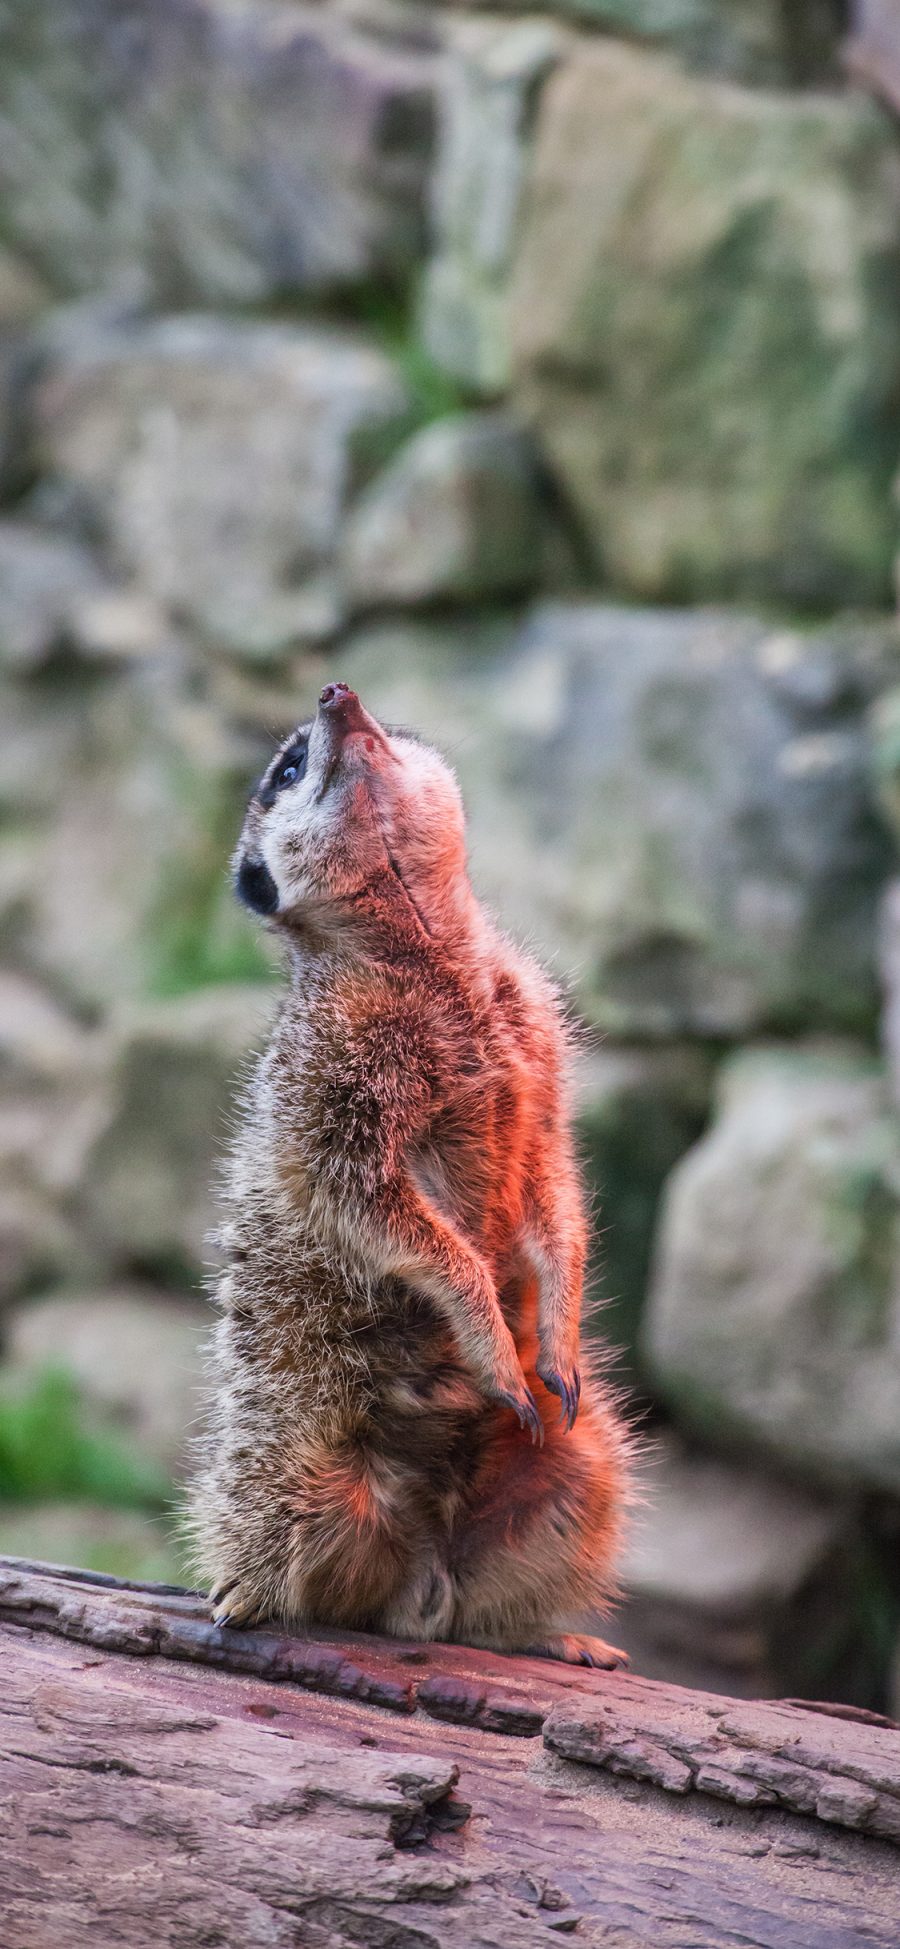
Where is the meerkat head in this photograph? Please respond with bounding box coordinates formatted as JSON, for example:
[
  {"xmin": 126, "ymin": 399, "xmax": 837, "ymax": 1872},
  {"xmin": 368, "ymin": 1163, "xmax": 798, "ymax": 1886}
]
[{"xmin": 235, "ymin": 683, "xmax": 469, "ymax": 936}]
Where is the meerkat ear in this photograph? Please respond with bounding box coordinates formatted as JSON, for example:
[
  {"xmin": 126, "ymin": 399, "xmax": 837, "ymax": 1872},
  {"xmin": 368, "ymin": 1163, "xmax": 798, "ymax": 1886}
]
[{"xmin": 236, "ymin": 854, "xmax": 279, "ymax": 916}]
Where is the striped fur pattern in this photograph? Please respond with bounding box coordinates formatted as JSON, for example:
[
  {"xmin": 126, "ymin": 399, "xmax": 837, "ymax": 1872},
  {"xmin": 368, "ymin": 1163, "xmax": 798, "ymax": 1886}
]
[{"xmin": 189, "ymin": 686, "xmax": 632, "ymax": 1666}]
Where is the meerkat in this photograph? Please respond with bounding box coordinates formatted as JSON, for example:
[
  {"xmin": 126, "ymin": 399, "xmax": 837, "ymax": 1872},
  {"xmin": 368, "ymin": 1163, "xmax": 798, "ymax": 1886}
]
[{"xmin": 190, "ymin": 682, "xmax": 632, "ymax": 1666}]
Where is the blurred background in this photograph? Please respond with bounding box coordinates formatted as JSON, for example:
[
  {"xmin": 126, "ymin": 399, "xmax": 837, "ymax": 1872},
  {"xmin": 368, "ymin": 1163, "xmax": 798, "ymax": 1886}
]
[{"xmin": 4, "ymin": 0, "xmax": 900, "ymax": 1709}]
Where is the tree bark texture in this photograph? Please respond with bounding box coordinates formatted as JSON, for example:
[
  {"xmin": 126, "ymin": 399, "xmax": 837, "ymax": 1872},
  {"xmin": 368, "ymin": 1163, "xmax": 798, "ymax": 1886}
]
[{"xmin": 2, "ymin": 1557, "xmax": 899, "ymax": 1948}]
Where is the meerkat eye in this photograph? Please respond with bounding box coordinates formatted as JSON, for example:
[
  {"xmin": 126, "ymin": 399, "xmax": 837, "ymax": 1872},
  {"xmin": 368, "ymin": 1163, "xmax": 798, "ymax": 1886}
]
[{"xmin": 274, "ymin": 747, "xmax": 307, "ymax": 791}]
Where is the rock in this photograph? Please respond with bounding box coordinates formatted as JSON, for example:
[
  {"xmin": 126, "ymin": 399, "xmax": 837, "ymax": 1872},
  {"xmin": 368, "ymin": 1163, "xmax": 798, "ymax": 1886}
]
[
  {"xmin": 0, "ymin": 663, "xmax": 180, "ymax": 1008},
  {"xmin": 847, "ymin": 0, "xmax": 900, "ymax": 115},
  {"xmin": 118, "ymin": 691, "xmax": 278, "ymax": 1001},
  {"xmin": 341, "ymin": 412, "xmax": 544, "ymax": 608},
  {"xmin": 0, "ymin": 250, "xmax": 52, "ymax": 495},
  {"xmin": 206, "ymin": 655, "xmax": 337, "ymax": 746},
  {"xmin": 0, "ymin": 973, "xmax": 108, "ymax": 1215},
  {"xmin": 0, "ymin": 251, "xmax": 51, "ymax": 332},
  {"xmin": 510, "ymin": 41, "xmax": 900, "ymax": 606},
  {"xmin": 617, "ymin": 1435, "xmax": 874, "ymax": 1701},
  {"xmin": 0, "ymin": 971, "xmax": 95, "ymax": 1088},
  {"xmin": 0, "ymin": 522, "xmax": 106, "ymax": 674},
  {"xmin": 420, "ymin": 16, "xmax": 564, "ymax": 393},
  {"xmin": 341, "ymin": 607, "xmax": 896, "ymax": 1038},
  {"xmin": 33, "ymin": 314, "xmax": 409, "ymax": 654},
  {"xmin": 0, "ymin": 0, "xmax": 437, "ymax": 306},
  {"xmin": 82, "ymin": 986, "xmax": 276, "ymax": 1284},
  {"xmin": 0, "ymin": 1187, "xmax": 78, "ymax": 1318},
  {"xmin": 4, "ymin": 1287, "xmax": 206, "ymax": 1477},
  {"xmin": 0, "ymin": 1503, "xmax": 183, "ymax": 1583},
  {"xmin": 575, "ymin": 1044, "xmax": 712, "ymax": 1374},
  {"xmin": 643, "ymin": 1044, "xmax": 900, "ymax": 1494},
  {"xmin": 869, "ymin": 682, "xmax": 900, "ymax": 845},
  {"xmin": 869, "ymin": 713, "xmax": 900, "ymax": 1108},
  {"xmin": 878, "ymin": 882, "xmax": 900, "ymax": 1110},
  {"xmin": 65, "ymin": 591, "xmax": 172, "ymax": 666},
  {"xmin": 0, "ymin": 660, "xmax": 275, "ymax": 1010},
  {"xmin": 878, "ymin": 887, "xmax": 900, "ymax": 1112},
  {"xmin": 442, "ymin": 2, "xmax": 843, "ymax": 86},
  {"xmin": 0, "ymin": 974, "xmax": 109, "ymax": 1309}
]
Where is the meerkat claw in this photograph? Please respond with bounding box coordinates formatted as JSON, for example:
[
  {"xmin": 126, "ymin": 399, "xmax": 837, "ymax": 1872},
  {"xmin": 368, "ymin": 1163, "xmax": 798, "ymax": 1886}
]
[
  {"xmin": 537, "ymin": 1365, "xmax": 581, "ymax": 1432},
  {"xmin": 211, "ymin": 1581, "xmax": 266, "ymax": 1630},
  {"xmin": 499, "ymin": 1384, "xmax": 544, "ymax": 1446},
  {"xmin": 209, "ymin": 1578, "xmax": 238, "ymax": 1608},
  {"xmin": 527, "ymin": 1633, "xmax": 629, "ymax": 1670},
  {"xmin": 514, "ymin": 1385, "xmax": 542, "ymax": 1446},
  {"xmin": 577, "ymin": 1636, "xmax": 629, "ymax": 1670},
  {"xmin": 522, "ymin": 1386, "xmax": 545, "ymax": 1447}
]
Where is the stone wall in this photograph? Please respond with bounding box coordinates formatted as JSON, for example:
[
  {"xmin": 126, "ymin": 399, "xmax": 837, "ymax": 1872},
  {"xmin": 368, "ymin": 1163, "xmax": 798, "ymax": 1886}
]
[{"xmin": 3, "ymin": 0, "xmax": 900, "ymax": 1707}]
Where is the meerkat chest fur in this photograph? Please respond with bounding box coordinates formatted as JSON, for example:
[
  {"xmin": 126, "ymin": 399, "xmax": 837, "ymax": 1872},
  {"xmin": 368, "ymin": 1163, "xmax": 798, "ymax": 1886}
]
[{"xmin": 223, "ymin": 928, "xmax": 559, "ymax": 1426}]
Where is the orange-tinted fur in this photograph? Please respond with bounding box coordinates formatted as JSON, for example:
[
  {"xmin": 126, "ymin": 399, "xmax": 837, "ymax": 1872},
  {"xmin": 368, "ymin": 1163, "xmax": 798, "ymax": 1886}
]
[{"xmin": 189, "ymin": 686, "xmax": 631, "ymax": 1664}]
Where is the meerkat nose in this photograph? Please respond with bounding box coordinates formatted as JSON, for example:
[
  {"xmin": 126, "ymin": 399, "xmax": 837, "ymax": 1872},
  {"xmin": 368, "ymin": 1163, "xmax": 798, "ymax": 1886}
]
[{"xmin": 318, "ymin": 684, "xmax": 370, "ymax": 740}]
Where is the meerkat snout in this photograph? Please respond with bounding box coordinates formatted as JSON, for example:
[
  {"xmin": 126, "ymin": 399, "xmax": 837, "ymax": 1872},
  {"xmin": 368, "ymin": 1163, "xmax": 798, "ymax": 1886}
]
[
  {"xmin": 318, "ymin": 682, "xmax": 382, "ymax": 748},
  {"xmin": 319, "ymin": 680, "xmax": 355, "ymax": 715}
]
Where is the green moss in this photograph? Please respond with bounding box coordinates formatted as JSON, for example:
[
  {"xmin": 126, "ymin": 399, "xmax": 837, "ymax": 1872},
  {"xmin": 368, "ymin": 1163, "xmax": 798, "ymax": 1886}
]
[
  {"xmin": 579, "ymin": 1084, "xmax": 707, "ymax": 1378},
  {"xmin": 870, "ymin": 689, "xmax": 900, "ymax": 845},
  {"xmin": 0, "ymin": 1367, "xmax": 170, "ymax": 1508},
  {"xmin": 640, "ymin": 1354, "xmax": 730, "ymax": 1439},
  {"xmin": 51, "ymin": 1523, "xmax": 184, "ymax": 1584},
  {"xmin": 0, "ymin": 1503, "xmax": 186, "ymax": 1585},
  {"xmin": 346, "ymin": 288, "xmax": 475, "ymax": 484},
  {"xmin": 149, "ymin": 901, "xmax": 273, "ymax": 999},
  {"xmin": 781, "ymin": 1533, "xmax": 897, "ymax": 1709},
  {"xmin": 820, "ymin": 1137, "xmax": 900, "ymax": 1342},
  {"xmin": 145, "ymin": 764, "xmax": 275, "ymax": 997}
]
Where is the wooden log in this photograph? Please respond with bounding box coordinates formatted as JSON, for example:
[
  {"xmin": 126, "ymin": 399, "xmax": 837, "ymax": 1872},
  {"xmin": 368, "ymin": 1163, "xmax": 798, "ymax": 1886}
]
[{"xmin": 2, "ymin": 1557, "xmax": 900, "ymax": 1948}]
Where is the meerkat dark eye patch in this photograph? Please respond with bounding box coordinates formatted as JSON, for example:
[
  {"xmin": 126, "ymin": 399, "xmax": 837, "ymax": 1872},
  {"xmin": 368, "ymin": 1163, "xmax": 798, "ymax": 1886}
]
[
  {"xmin": 274, "ymin": 748, "xmax": 306, "ymax": 791},
  {"xmin": 236, "ymin": 855, "xmax": 279, "ymax": 916},
  {"xmin": 257, "ymin": 734, "xmax": 310, "ymax": 810}
]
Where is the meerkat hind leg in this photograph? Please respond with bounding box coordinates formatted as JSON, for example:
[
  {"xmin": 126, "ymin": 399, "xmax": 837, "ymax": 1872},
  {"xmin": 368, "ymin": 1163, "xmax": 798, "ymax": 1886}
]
[
  {"xmin": 525, "ymin": 1632, "xmax": 628, "ymax": 1670},
  {"xmin": 447, "ymin": 1402, "xmax": 626, "ymax": 1665},
  {"xmin": 380, "ymin": 1552, "xmax": 456, "ymax": 1642}
]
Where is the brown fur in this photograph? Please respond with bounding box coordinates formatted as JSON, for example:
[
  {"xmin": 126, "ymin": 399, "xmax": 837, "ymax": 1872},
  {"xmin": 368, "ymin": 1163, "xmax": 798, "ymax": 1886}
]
[{"xmin": 189, "ymin": 686, "xmax": 632, "ymax": 1664}]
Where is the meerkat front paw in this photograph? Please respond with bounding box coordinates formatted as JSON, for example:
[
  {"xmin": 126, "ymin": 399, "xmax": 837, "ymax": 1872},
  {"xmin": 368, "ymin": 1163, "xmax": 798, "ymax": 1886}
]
[
  {"xmin": 481, "ymin": 1333, "xmax": 545, "ymax": 1444},
  {"xmin": 535, "ymin": 1359, "xmax": 581, "ymax": 1432},
  {"xmin": 496, "ymin": 1377, "xmax": 544, "ymax": 1446},
  {"xmin": 209, "ymin": 1577, "xmax": 268, "ymax": 1630}
]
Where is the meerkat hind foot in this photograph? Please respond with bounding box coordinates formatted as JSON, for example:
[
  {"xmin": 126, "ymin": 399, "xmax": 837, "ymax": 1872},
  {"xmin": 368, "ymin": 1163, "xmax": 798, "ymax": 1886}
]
[
  {"xmin": 526, "ymin": 1632, "xmax": 629, "ymax": 1670},
  {"xmin": 210, "ymin": 1579, "xmax": 268, "ymax": 1631}
]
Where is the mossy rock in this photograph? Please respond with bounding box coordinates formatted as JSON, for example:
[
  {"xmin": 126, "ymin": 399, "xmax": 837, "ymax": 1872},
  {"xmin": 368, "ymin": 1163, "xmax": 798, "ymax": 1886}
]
[
  {"xmin": 511, "ymin": 41, "xmax": 900, "ymax": 606},
  {"xmin": 643, "ymin": 1043, "xmax": 900, "ymax": 1493}
]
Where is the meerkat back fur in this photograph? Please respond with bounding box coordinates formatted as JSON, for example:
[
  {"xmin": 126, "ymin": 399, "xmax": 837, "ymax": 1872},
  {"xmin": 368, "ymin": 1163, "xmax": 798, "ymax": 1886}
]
[{"xmin": 190, "ymin": 682, "xmax": 632, "ymax": 1666}]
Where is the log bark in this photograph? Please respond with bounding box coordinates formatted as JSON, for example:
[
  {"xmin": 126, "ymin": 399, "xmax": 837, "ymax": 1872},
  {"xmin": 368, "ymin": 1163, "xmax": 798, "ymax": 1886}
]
[{"xmin": 2, "ymin": 1557, "xmax": 900, "ymax": 1949}]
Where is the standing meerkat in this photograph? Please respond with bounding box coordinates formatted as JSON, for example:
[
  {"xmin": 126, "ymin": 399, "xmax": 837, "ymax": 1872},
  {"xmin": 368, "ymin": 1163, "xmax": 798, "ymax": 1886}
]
[{"xmin": 191, "ymin": 682, "xmax": 632, "ymax": 1666}]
